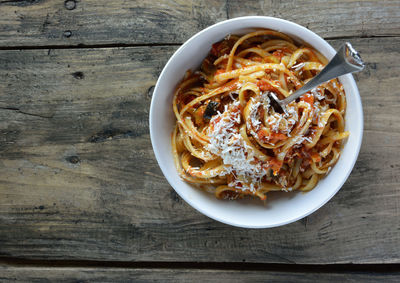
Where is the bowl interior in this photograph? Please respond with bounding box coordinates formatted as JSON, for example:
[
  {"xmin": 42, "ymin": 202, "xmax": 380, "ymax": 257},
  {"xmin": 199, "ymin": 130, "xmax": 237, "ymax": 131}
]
[{"xmin": 150, "ymin": 17, "xmax": 363, "ymax": 228}]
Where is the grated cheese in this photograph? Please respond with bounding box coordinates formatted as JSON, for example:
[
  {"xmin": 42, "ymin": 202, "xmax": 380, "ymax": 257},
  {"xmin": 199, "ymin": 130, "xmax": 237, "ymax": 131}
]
[
  {"xmin": 206, "ymin": 100, "xmax": 270, "ymax": 192},
  {"xmin": 282, "ymin": 187, "xmax": 293, "ymax": 192},
  {"xmin": 311, "ymin": 87, "xmax": 325, "ymax": 101},
  {"xmin": 292, "ymin": 62, "xmax": 305, "ymax": 71}
]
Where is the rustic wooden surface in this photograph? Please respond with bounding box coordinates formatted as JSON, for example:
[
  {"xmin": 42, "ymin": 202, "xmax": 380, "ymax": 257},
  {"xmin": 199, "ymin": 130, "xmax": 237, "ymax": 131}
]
[
  {"xmin": 0, "ymin": 0, "xmax": 399, "ymax": 281},
  {"xmin": 1, "ymin": 266, "xmax": 400, "ymax": 282},
  {"xmin": 0, "ymin": 0, "xmax": 399, "ymax": 47}
]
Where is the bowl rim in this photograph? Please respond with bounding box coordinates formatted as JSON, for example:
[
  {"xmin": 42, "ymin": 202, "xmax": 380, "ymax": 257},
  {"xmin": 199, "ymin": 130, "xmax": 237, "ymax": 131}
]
[{"xmin": 149, "ymin": 16, "xmax": 363, "ymax": 228}]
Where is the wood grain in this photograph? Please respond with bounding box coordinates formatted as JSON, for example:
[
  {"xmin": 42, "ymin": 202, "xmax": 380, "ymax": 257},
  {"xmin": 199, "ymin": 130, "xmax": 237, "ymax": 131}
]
[
  {"xmin": 0, "ymin": 37, "xmax": 399, "ymax": 264},
  {"xmin": 1, "ymin": 266, "xmax": 400, "ymax": 282},
  {"xmin": 228, "ymin": 0, "xmax": 400, "ymax": 39},
  {"xmin": 0, "ymin": 0, "xmax": 226, "ymax": 47},
  {"xmin": 0, "ymin": 0, "xmax": 399, "ymax": 47}
]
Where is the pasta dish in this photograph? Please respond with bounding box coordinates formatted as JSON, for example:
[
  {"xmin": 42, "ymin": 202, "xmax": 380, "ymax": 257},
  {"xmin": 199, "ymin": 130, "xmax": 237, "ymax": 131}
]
[{"xmin": 172, "ymin": 29, "xmax": 349, "ymax": 201}]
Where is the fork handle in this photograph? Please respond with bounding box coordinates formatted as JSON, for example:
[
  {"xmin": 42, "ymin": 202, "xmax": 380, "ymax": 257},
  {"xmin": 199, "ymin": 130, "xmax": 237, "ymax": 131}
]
[{"xmin": 281, "ymin": 42, "xmax": 364, "ymax": 105}]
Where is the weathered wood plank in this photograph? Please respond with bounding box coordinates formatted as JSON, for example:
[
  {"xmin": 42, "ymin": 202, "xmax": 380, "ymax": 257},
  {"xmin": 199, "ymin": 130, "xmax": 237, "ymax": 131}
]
[
  {"xmin": 1, "ymin": 267, "xmax": 400, "ymax": 282},
  {"xmin": 0, "ymin": 37, "xmax": 399, "ymax": 264},
  {"xmin": 0, "ymin": 0, "xmax": 226, "ymax": 47},
  {"xmin": 228, "ymin": 0, "xmax": 400, "ymax": 39},
  {"xmin": 0, "ymin": 0, "xmax": 399, "ymax": 47}
]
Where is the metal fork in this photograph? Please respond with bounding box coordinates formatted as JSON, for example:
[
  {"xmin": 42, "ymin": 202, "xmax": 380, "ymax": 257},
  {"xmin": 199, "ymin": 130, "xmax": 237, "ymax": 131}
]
[{"xmin": 268, "ymin": 42, "xmax": 365, "ymax": 113}]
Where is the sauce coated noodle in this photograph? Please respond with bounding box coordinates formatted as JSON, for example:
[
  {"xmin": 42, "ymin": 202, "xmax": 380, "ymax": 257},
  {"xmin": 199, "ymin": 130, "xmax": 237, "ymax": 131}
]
[{"xmin": 172, "ymin": 30, "xmax": 349, "ymax": 201}]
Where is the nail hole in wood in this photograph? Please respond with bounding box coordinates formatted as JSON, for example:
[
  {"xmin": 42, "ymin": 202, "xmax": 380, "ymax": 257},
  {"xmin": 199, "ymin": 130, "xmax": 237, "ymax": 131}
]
[
  {"xmin": 63, "ymin": 30, "xmax": 72, "ymax": 38},
  {"xmin": 64, "ymin": 0, "xmax": 76, "ymax": 10},
  {"xmin": 72, "ymin": 71, "xmax": 84, "ymax": 80},
  {"xmin": 66, "ymin": 155, "xmax": 80, "ymax": 164}
]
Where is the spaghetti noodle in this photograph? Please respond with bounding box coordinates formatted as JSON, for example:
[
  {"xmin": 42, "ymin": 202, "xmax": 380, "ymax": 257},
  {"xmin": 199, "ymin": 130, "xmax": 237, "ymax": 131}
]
[{"xmin": 172, "ymin": 30, "xmax": 349, "ymax": 201}]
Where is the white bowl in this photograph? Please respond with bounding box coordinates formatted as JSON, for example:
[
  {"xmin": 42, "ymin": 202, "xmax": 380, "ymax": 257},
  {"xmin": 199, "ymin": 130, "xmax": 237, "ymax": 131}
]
[{"xmin": 150, "ymin": 16, "xmax": 363, "ymax": 228}]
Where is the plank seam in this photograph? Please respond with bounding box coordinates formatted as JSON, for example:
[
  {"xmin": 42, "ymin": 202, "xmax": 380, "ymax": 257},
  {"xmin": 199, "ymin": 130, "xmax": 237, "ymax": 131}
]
[
  {"xmin": 0, "ymin": 258, "xmax": 399, "ymax": 273},
  {"xmin": 324, "ymin": 34, "xmax": 400, "ymax": 40},
  {"xmin": 0, "ymin": 35, "xmax": 398, "ymax": 50},
  {"xmin": 226, "ymin": 0, "xmax": 230, "ymax": 19},
  {"xmin": 0, "ymin": 43, "xmax": 182, "ymax": 51}
]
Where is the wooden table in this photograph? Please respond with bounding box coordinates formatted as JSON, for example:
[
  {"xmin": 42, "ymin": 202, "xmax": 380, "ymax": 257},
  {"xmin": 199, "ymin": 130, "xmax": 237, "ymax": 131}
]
[{"xmin": 0, "ymin": 1, "xmax": 399, "ymax": 281}]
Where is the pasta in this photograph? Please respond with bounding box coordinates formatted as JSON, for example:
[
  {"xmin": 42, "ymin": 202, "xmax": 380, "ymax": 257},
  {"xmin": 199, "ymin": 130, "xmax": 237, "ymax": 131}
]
[{"xmin": 172, "ymin": 29, "xmax": 349, "ymax": 201}]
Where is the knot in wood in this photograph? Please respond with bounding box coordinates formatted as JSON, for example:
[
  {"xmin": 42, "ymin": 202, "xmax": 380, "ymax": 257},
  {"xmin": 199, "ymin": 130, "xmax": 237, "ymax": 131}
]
[
  {"xmin": 147, "ymin": 85, "xmax": 155, "ymax": 99},
  {"xmin": 66, "ymin": 155, "xmax": 80, "ymax": 164}
]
